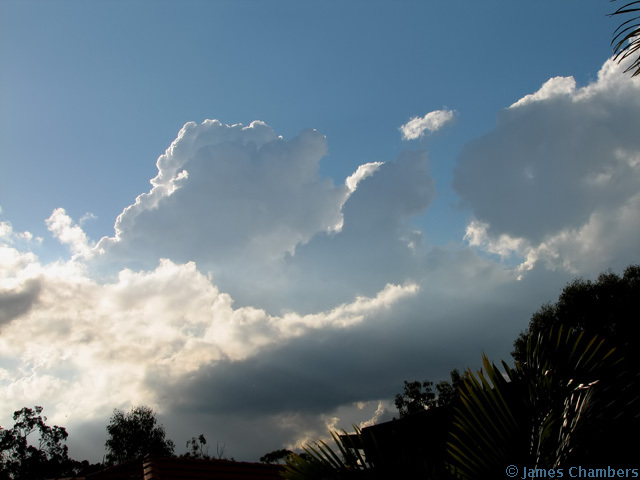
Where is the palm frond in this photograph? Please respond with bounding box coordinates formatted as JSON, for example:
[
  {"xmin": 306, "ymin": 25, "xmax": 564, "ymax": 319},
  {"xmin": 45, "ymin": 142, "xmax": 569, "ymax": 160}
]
[
  {"xmin": 446, "ymin": 354, "xmax": 523, "ymax": 479},
  {"xmin": 281, "ymin": 425, "xmax": 377, "ymax": 480},
  {"xmin": 447, "ymin": 326, "xmax": 625, "ymax": 478},
  {"xmin": 610, "ymin": 1, "xmax": 640, "ymax": 76}
]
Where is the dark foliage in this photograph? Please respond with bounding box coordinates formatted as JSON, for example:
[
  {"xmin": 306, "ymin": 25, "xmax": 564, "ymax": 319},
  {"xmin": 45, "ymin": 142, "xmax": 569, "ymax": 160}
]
[
  {"xmin": 509, "ymin": 265, "xmax": 640, "ymax": 467},
  {"xmin": 0, "ymin": 406, "xmax": 68, "ymax": 480},
  {"xmin": 512, "ymin": 264, "xmax": 640, "ymax": 365},
  {"xmin": 449, "ymin": 327, "xmax": 640, "ymax": 479},
  {"xmin": 182, "ymin": 434, "xmax": 210, "ymax": 460},
  {"xmin": 0, "ymin": 406, "xmax": 101, "ymax": 480},
  {"xmin": 260, "ymin": 448, "xmax": 295, "ymax": 464},
  {"xmin": 394, "ymin": 369, "xmax": 462, "ymax": 418},
  {"xmin": 104, "ymin": 405, "xmax": 175, "ymax": 465}
]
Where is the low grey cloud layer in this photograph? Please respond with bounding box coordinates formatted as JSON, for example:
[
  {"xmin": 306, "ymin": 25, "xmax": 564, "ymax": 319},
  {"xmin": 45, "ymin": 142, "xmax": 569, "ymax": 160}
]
[
  {"xmin": 0, "ymin": 278, "xmax": 40, "ymax": 326},
  {"xmin": 1, "ymin": 56, "xmax": 638, "ymax": 463}
]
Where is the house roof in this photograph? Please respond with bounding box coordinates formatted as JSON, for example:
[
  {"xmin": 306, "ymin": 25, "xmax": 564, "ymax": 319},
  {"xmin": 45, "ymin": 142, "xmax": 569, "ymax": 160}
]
[
  {"xmin": 80, "ymin": 456, "xmax": 283, "ymax": 480},
  {"xmin": 143, "ymin": 457, "xmax": 283, "ymax": 480}
]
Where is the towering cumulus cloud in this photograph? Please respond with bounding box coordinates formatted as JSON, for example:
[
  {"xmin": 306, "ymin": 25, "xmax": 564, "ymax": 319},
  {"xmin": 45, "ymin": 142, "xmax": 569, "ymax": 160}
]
[{"xmin": 96, "ymin": 120, "xmax": 348, "ymax": 270}]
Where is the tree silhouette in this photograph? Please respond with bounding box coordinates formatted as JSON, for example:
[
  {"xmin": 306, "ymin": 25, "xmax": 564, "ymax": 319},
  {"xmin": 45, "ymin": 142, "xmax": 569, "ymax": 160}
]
[
  {"xmin": 394, "ymin": 369, "xmax": 462, "ymax": 418},
  {"xmin": 182, "ymin": 434, "xmax": 210, "ymax": 460},
  {"xmin": 0, "ymin": 406, "xmax": 70, "ymax": 480},
  {"xmin": 104, "ymin": 406, "xmax": 175, "ymax": 465},
  {"xmin": 260, "ymin": 449, "xmax": 295, "ymax": 464},
  {"xmin": 512, "ymin": 264, "xmax": 640, "ymax": 365}
]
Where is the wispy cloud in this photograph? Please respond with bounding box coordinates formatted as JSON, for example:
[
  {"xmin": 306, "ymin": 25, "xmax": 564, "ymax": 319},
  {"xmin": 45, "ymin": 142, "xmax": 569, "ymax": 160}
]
[
  {"xmin": 46, "ymin": 208, "xmax": 95, "ymax": 259},
  {"xmin": 400, "ymin": 109, "xmax": 456, "ymax": 140}
]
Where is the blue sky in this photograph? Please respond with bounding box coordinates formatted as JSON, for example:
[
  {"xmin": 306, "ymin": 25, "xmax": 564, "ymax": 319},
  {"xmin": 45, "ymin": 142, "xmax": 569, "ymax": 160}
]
[
  {"xmin": 1, "ymin": 0, "xmax": 614, "ymax": 247},
  {"xmin": 1, "ymin": 0, "xmax": 639, "ymax": 464}
]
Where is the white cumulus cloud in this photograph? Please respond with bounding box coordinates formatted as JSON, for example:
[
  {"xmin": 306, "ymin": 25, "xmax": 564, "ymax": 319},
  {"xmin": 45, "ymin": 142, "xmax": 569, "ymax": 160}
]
[
  {"xmin": 510, "ymin": 76, "xmax": 577, "ymax": 108},
  {"xmin": 455, "ymin": 57, "xmax": 640, "ymax": 275}
]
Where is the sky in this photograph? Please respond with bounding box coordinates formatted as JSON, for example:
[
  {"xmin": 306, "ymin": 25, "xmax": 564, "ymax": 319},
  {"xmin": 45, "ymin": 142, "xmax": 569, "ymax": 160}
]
[{"xmin": 1, "ymin": 0, "xmax": 639, "ymax": 464}]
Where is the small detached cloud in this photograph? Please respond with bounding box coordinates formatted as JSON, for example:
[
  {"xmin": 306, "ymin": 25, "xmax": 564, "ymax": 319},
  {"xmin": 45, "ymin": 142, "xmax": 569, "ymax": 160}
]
[
  {"xmin": 400, "ymin": 109, "xmax": 456, "ymax": 140},
  {"xmin": 79, "ymin": 212, "xmax": 98, "ymax": 226}
]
